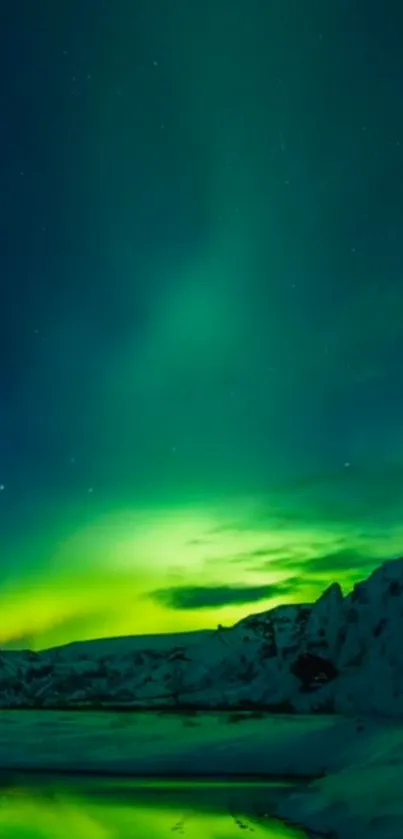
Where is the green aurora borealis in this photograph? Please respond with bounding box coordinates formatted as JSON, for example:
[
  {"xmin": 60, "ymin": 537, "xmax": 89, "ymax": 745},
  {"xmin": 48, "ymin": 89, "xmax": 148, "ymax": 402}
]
[{"xmin": 2, "ymin": 0, "xmax": 403, "ymax": 649}]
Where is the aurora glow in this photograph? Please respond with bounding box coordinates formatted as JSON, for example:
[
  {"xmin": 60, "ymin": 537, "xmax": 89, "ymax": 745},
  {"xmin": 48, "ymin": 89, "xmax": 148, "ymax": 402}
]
[
  {"xmin": 0, "ymin": 779, "xmax": 305, "ymax": 838},
  {"xmin": 2, "ymin": 1, "xmax": 403, "ymax": 649}
]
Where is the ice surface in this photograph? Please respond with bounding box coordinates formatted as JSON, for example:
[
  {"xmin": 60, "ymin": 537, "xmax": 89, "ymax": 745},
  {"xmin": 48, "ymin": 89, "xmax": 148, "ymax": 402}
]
[{"xmin": 0, "ymin": 710, "xmax": 402, "ymax": 838}]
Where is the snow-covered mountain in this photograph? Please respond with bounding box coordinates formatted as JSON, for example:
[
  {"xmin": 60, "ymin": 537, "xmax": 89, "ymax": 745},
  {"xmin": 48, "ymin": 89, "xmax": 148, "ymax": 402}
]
[{"xmin": 3, "ymin": 557, "xmax": 403, "ymax": 715}]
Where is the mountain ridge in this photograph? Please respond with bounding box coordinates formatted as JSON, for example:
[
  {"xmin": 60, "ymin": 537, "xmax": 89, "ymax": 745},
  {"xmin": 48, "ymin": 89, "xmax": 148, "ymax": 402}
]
[{"xmin": 2, "ymin": 556, "xmax": 403, "ymax": 715}]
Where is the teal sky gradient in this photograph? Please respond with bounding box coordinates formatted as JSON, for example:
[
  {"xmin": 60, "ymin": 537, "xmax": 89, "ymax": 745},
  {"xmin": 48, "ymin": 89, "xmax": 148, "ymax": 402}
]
[{"xmin": 2, "ymin": 0, "xmax": 403, "ymax": 648}]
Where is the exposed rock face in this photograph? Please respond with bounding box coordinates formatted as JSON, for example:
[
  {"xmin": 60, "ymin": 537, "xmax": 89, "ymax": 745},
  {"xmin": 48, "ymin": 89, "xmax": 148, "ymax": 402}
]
[
  {"xmin": 3, "ymin": 558, "xmax": 403, "ymax": 715},
  {"xmin": 290, "ymin": 652, "xmax": 338, "ymax": 690}
]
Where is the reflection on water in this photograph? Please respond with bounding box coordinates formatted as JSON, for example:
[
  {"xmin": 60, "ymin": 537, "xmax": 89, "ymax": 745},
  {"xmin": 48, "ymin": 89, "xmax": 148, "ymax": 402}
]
[{"xmin": 0, "ymin": 776, "xmax": 307, "ymax": 838}]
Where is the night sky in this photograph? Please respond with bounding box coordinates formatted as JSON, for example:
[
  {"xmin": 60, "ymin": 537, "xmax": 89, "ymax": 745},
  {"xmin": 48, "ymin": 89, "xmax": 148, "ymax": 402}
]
[{"xmin": 2, "ymin": 0, "xmax": 403, "ymax": 650}]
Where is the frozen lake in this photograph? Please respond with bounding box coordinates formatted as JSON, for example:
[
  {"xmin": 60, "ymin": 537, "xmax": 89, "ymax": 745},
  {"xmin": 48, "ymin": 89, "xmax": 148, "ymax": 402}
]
[
  {"xmin": 0, "ymin": 709, "xmax": 335, "ymax": 776},
  {"xmin": 2, "ymin": 710, "xmax": 400, "ymax": 838}
]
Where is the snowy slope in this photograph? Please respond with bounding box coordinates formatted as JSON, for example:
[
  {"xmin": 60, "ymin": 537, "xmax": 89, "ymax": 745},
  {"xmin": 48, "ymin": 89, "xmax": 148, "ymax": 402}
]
[
  {"xmin": 44, "ymin": 629, "xmax": 213, "ymax": 660},
  {"xmin": 3, "ymin": 557, "xmax": 403, "ymax": 714}
]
